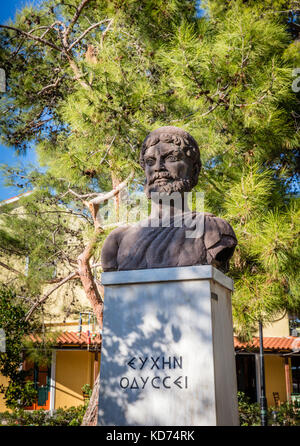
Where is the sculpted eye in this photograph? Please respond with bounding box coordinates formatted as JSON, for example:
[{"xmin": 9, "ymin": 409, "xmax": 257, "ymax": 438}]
[
  {"xmin": 145, "ymin": 158, "xmax": 155, "ymax": 166},
  {"xmin": 166, "ymin": 154, "xmax": 181, "ymax": 162}
]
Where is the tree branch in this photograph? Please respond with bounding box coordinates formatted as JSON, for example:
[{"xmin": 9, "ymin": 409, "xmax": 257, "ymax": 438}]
[
  {"xmin": 0, "ymin": 25, "xmax": 63, "ymax": 52},
  {"xmin": 170, "ymin": 85, "xmax": 231, "ymax": 123},
  {"xmin": 65, "ymin": 0, "xmax": 91, "ymax": 40},
  {"xmin": 67, "ymin": 189, "xmax": 100, "ymax": 200},
  {"xmin": 6, "ymin": 210, "xmax": 93, "ymax": 226},
  {"xmin": 65, "ymin": 53, "xmax": 91, "ymax": 90},
  {"xmin": 88, "ymin": 170, "xmax": 134, "ymax": 206},
  {"xmin": 0, "ymin": 21, "xmax": 91, "ymax": 91},
  {"xmin": 69, "ymin": 19, "xmax": 112, "ymax": 51},
  {"xmin": 25, "ymin": 270, "xmax": 79, "ymax": 321},
  {"xmin": 66, "ymin": 168, "xmax": 133, "ymax": 209},
  {"xmin": 234, "ymin": 71, "xmax": 275, "ymax": 108},
  {"xmin": 0, "ymin": 260, "xmax": 23, "ymax": 276},
  {"xmin": 170, "ymin": 100, "xmax": 225, "ymax": 123},
  {"xmin": 234, "ymin": 92, "xmax": 270, "ymax": 108},
  {"xmin": 100, "ymin": 18, "xmax": 114, "ymax": 49},
  {"xmin": 37, "ymin": 77, "xmax": 62, "ymax": 95},
  {"xmin": 88, "ymin": 135, "xmax": 116, "ymax": 162}
]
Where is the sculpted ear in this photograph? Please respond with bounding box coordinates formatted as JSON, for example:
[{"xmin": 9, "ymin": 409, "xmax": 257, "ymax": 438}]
[{"xmin": 192, "ymin": 163, "xmax": 200, "ymax": 187}]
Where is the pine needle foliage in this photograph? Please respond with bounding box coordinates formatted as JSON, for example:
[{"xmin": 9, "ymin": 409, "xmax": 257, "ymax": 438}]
[{"xmin": 0, "ymin": 0, "xmax": 299, "ymax": 337}]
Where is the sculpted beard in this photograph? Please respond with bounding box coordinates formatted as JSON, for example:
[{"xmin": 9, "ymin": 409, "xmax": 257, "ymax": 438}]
[{"xmin": 144, "ymin": 171, "xmax": 193, "ymax": 199}]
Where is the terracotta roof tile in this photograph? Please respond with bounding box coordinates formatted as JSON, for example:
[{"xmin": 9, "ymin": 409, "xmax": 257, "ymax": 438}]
[
  {"xmin": 27, "ymin": 332, "xmax": 299, "ymax": 351},
  {"xmin": 28, "ymin": 331, "xmax": 101, "ymax": 347},
  {"xmin": 234, "ymin": 336, "xmax": 300, "ymax": 352}
]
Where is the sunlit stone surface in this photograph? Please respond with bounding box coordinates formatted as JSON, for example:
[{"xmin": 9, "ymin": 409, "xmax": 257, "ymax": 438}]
[{"xmin": 98, "ymin": 265, "xmax": 239, "ymax": 426}]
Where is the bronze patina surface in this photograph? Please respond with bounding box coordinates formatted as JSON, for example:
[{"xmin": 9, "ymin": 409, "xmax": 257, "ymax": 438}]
[{"xmin": 101, "ymin": 126, "xmax": 237, "ymax": 273}]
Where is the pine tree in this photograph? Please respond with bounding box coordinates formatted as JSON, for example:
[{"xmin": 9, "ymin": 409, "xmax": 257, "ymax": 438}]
[{"xmin": 0, "ymin": 0, "xmax": 300, "ymax": 423}]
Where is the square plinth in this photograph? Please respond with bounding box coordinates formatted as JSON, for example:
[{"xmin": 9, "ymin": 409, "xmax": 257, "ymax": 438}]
[{"xmin": 98, "ymin": 265, "xmax": 239, "ymax": 426}]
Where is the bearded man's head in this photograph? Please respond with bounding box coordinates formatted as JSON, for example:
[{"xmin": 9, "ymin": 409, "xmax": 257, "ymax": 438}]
[{"xmin": 140, "ymin": 126, "xmax": 201, "ymax": 198}]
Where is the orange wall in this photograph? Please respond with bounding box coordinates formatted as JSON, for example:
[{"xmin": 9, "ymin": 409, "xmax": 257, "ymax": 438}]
[
  {"xmin": 54, "ymin": 350, "xmax": 96, "ymax": 409},
  {"xmin": 265, "ymin": 355, "xmax": 291, "ymax": 406},
  {"xmin": 0, "ymin": 374, "xmax": 9, "ymax": 412}
]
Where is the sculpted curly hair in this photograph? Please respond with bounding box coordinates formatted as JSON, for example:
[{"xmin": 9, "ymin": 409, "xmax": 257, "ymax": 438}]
[{"xmin": 140, "ymin": 126, "xmax": 201, "ymax": 189}]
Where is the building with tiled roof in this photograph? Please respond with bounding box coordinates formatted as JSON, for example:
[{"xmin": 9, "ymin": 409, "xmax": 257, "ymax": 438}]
[
  {"xmin": 21, "ymin": 330, "xmax": 102, "ymax": 412},
  {"xmin": 0, "ymin": 191, "xmax": 300, "ymax": 413},
  {"xmin": 234, "ymin": 336, "xmax": 300, "ymax": 353},
  {"xmin": 20, "ymin": 329, "xmax": 300, "ymax": 412},
  {"xmin": 0, "ymin": 192, "xmax": 101, "ymax": 413}
]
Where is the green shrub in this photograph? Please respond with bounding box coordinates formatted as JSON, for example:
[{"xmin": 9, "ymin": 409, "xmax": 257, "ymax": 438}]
[
  {"xmin": 81, "ymin": 383, "xmax": 92, "ymax": 400},
  {"xmin": 270, "ymin": 402, "xmax": 300, "ymax": 426},
  {"xmin": 238, "ymin": 391, "xmax": 300, "ymax": 426},
  {"xmin": 46, "ymin": 406, "xmax": 86, "ymax": 426},
  {"xmin": 0, "ymin": 405, "xmax": 86, "ymax": 426},
  {"xmin": 238, "ymin": 391, "xmax": 261, "ymax": 426},
  {"xmin": 2, "ymin": 381, "xmax": 38, "ymax": 410},
  {"xmin": 0, "ymin": 287, "xmax": 38, "ymax": 410}
]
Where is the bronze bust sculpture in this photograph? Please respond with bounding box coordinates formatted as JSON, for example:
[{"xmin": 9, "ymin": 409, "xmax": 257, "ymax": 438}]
[{"xmin": 101, "ymin": 126, "xmax": 237, "ymax": 273}]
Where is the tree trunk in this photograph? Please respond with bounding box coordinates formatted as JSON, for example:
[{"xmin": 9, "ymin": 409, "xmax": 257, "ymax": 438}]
[
  {"xmin": 77, "ymin": 234, "xmax": 104, "ymax": 328},
  {"xmin": 78, "ymin": 240, "xmax": 102, "ymax": 426},
  {"xmin": 80, "ymin": 173, "xmax": 133, "ymax": 425},
  {"xmin": 111, "ymin": 171, "xmax": 121, "ymax": 222},
  {"xmin": 81, "ymin": 370, "xmax": 100, "ymax": 426}
]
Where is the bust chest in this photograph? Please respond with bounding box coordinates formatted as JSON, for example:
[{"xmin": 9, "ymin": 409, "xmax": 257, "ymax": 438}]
[{"xmin": 116, "ymin": 223, "xmax": 207, "ymax": 270}]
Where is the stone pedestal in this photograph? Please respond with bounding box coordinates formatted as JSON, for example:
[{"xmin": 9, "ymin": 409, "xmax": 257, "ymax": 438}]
[{"xmin": 97, "ymin": 265, "xmax": 239, "ymax": 426}]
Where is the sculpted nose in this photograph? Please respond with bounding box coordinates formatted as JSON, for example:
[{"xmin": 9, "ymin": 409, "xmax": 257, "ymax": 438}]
[{"xmin": 154, "ymin": 156, "xmax": 165, "ymax": 171}]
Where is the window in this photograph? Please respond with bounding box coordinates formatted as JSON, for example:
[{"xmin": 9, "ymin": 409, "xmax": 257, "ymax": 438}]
[
  {"xmin": 291, "ymin": 356, "xmax": 300, "ymax": 394},
  {"xmin": 235, "ymin": 354, "xmax": 257, "ymax": 403},
  {"xmin": 289, "ymin": 313, "xmax": 300, "ymax": 337},
  {"xmin": 23, "ymin": 361, "xmax": 51, "ymax": 410}
]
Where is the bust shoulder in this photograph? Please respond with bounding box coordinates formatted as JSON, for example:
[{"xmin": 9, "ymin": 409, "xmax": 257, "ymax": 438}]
[
  {"xmin": 101, "ymin": 225, "xmax": 130, "ymax": 272},
  {"xmin": 202, "ymin": 213, "xmax": 237, "ymax": 272},
  {"xmin": 202, "ymin": 212, "xmax": 236, "ymax": 245}
]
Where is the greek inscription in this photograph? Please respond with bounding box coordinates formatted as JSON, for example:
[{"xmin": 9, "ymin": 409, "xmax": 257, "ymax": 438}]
[
  {"xmin": 150, "ymin": 356, "xmax": 160, "ymax": 369},
  {"xmin": 152, "ymin": 376, "xmax": 160, "ymax": 389},
  {"xmin": 130, "ymin": 378, "xmax": 139, "ymax": 389},
  {"xmin": 163, "ymin": 376, "xmax": 171, "ymax": 389},
  {"xmin": 140, "ymin": 376, "xmax": 149, "ymax": 389},
  {"xmin": 162, "ymin": 356, "xmax": 172, "ymax": 369},
  {"xmin": 127, "ymin": 357, "xmax": 136, "ymax": 369},
  {"xmin": 120, "ymin": 377, "xmax": 129, "ymax": 389},
  {"xmin": 174, "ymin": 376, "xmax": 183, "ymax": 389},
  {"xmin": 127, "ymin": 356, "xmax": 183, "ymax": 370},
  {"xmin": 139, "ymin": 357, "xmax": 148, "ymax": 369},
  {"xmin": 173, "ymin": 356, "xmax": 182, "ymax": 369},
  {"xmin": 120, "ymin": 355, "xmax": 188, "ymax": 390},
  {"xmin": 119, "ymin": 375, "xmax": 188, "ymax": 390}
]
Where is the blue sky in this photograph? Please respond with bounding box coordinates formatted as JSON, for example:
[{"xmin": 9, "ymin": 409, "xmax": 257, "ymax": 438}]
[
  {"xmin": 0, "ymin": 1, "xmax": 39, "ymax": 201},
  {"xmin": 0, "ymin": 1, "xmax": 206, "ymax": 202}
]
